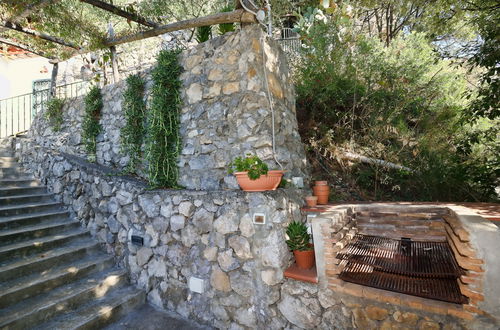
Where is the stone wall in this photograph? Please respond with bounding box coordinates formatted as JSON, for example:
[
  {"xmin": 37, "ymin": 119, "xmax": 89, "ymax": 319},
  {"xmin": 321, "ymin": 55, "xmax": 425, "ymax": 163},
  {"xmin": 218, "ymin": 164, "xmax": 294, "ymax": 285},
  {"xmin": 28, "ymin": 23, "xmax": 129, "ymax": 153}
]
[
  {"xmin": 33, "ymin": 25, "xmax": 308, "ymax": 190},
  {"xmin": 15, "ymin": 139, "xmax": 306, "ymax": 329}
]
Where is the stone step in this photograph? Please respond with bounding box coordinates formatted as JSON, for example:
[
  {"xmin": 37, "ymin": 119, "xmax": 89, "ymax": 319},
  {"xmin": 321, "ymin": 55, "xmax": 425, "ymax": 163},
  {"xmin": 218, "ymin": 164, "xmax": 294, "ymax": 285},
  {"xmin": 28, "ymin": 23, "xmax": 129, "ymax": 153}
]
[
  {"xmin": 0, "ymin": 178, "xmax": 41, "ymax": 188},
  {"xmin": 0, "ymin": 253, "xmax": 114, "ymax": 309},
  {"xmin": 36, "ymin": 286, "xmax": 145, "ymax": 330},
  {"xmin": 0, "ymin": 218, "xmax": 81, "ymax": 247},
  {"xmin": 0, "ymin": 186, "xmax": 47, "ymax": 197},
  {"xmin": 0, "ymin": 209, "xmax": 69, "ymax": 230},
  {"xmin": 0, "ymin": 228, "xmax": 89, "ymax": 262},
  {"xmin": 0, "ymin": 167, "xmax": 30, "ymax": 179},
  {"xmin": 0, "ymin": 238, "xmax": 99, "ymax": 282},
  {"xmin": 0, "ymin": 193, "xmax": 55, "ymax": 207},
  {"xmin": 0, "ymin": 201, "xmax": 63, "ymax": 217},
  {"xmin": 0, "ymin": 269, "xmax": 129, "ymax": 330}
]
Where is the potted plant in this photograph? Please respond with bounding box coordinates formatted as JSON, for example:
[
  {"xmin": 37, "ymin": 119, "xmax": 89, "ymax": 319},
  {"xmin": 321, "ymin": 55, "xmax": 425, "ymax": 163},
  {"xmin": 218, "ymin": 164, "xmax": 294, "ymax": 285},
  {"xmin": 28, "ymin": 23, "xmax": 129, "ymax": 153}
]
[
  {"xmin": 228, "ymin": 155, "xmax": 284, "ymax": 192},
  {"xmin": 286, "ymin": 221, "xmax": 315, "ymax": 269}
]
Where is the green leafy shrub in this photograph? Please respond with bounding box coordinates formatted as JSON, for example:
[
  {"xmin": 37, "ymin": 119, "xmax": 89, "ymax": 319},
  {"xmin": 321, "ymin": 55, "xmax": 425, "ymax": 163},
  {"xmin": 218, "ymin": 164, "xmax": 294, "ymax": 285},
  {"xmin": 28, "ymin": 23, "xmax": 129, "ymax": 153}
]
[
  {"xmin": 146, "ymin": 49, "xmax": 182, "ymax": 188},
  {"xmin": 195, "ymin": 25, "xmax": 212, "ymax": 43},
  {"xmin": 286, "ymin": 221, "xmax": 312, "ymax": 251},
  {"xmin": 218, "ymin": 5, "xmax": 235, "ymax": 35},
  {"xmin": 45, "ymin": 97, "xmax": 65, "ymax": 131},
  {"xmin": 228, "ymin": 155, "xmax": 269, "ymax": 180},
  {"xmin": 293, "ymin": 8, "xmax": 498, "ymax": 202},
  {"xmin": 82, "ymin": 85, "xmax": 103, "ymax": 162},
  {"xmin": 121, "ymin": 74, "xmax": 146, "ymax": 173}
]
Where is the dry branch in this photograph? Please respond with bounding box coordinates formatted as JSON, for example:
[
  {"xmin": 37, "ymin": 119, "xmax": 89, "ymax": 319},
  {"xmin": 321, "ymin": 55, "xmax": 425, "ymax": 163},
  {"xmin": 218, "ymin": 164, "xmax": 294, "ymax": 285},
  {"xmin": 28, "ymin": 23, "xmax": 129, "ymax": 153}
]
[
  {"xmin": 106, "ymin": 9, "xmax": 256, "ymax": 47},
  {"xmin": 1, "ymin": 21, "xmax": 79, "ymax": 49},
  {"xmin": 80, "ymin": 0, "xmax": 158, "ymax": 27},
  {"xmin": 0, "ymin": 36, "xmax": 54, "ymax": 58}
]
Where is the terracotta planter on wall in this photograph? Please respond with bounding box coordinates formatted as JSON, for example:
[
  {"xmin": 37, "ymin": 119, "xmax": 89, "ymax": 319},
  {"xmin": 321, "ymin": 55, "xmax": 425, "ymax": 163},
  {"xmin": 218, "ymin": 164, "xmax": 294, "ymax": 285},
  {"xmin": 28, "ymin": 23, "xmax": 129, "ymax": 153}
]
[
  {"xmin": 234, "ymin": 170, "xmax": 284, "ymax": 192},
  {"xmin": 305, "ymin": 196, "xmax": 318, "ymax": 207},
  {"xmin": 312, "ymin": 181, "xmax": 330, "ymax": 204},
  {"xmin": 293, "ymin": 249, "xmax": 315, "ymax": 269}
]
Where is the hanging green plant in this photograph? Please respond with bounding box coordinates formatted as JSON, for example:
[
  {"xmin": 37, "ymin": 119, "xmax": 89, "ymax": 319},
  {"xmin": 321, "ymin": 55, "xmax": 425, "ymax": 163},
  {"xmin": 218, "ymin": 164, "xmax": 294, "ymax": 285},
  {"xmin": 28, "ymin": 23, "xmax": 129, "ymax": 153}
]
[
  {"xmin": 146, "ymin": 49, "xmax": 183, "ymax": 188},
  {"xmin": 121, "ymin": 74, "xmax": 146, "ymax": 173},
  {"xmin": 218, "ymin": 5, "xmax": 235, "ymax": 35},
  {"xmin": 45, "ymin": 97, "xmax": 65, "ymax": 132},
  {"xmin": 82, "ymin": 85, "xmax": 103, "ymax": 162}
]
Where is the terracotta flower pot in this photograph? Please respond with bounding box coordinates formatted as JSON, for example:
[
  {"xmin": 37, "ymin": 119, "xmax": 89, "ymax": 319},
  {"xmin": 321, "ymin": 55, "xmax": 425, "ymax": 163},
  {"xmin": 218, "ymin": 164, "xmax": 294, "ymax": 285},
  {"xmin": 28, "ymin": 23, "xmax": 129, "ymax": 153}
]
[
  {"xmin": 314, "ymin": 180, "xmax": 328, "ymax": 186},
  {"xmin": 293, "ymin": 249, "xmax": 315, "ymax": 270},
  {"xmin": 234, "ymin": 170, "xmax": 284, "ymax": 192},
  {"xmin": 313, "ymin": 182, "xmax": 330, "ymax": 205},
  {"xmin": 305, "ymin": 196, "xmax": 318, "ymax": 207}
]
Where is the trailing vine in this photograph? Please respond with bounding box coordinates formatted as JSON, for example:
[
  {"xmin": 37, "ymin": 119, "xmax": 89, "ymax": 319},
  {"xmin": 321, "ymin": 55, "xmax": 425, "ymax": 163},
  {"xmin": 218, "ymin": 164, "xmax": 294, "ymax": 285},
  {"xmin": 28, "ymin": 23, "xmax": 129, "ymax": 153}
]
[
  {"xmin": 82, "ymin": 85, "xmax": 103, "ymax": 162},
  {"xmin": 121, "ymin": 74, "xmax": 146, "ymax": 173},
  {"xmin": 45, "ymin": 97, "xmax": 65, "ymax": 132},
  {"xmin": 146, "ymin": 49, "xmax": 183, "ymax": 188}
]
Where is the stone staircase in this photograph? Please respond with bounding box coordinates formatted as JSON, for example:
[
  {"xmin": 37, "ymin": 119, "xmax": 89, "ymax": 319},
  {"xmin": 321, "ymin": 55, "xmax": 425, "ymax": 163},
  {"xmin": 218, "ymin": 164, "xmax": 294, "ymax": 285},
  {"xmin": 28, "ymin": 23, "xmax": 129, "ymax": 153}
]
[{"xmin": 0, "ymin": 147, "xmax": 145, "ymax": 329}]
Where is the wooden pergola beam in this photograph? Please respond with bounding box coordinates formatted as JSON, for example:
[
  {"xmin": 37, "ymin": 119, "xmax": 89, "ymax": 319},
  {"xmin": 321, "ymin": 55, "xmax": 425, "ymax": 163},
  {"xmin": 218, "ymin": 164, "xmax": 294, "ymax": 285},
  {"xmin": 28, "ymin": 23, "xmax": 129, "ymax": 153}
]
[
  {"xmin": 0, "ymin": 36, "xmax": 55, "ymax": 59},
  {"xmin": 79, "ymin": 0, "xmax": 158, "ymax": 28},
  {"xmin": 106, "ymin": 9, "xmax": 256, "ymax": 47},
  {"xmin": 1, "ymin": 21, "xmax": 80, "ymax": 50}
]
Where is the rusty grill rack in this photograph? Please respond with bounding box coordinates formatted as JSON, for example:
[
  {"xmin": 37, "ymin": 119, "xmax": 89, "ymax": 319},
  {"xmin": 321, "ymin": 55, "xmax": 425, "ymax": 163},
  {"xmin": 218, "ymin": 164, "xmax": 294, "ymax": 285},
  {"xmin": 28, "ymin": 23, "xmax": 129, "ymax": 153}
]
[
  {"xmin": 338, "ymin": 234, "xmax": 469, "ymax": 304},
  {"xmin": 336, "ymin": 235, "xmax": 464, "ymax": 278}
]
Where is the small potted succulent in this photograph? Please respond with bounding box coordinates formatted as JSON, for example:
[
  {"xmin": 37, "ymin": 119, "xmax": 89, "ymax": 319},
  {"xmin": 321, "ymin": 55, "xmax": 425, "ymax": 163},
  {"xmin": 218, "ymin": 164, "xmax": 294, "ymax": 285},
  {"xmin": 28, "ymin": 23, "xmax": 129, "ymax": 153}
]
[
  {"xmin": 228, "ymin": 155, "xmax": 284, "ymax": 192},
  {"xmin": 286, "ymin": 221, "xmax": 315, "ymax": 269}
]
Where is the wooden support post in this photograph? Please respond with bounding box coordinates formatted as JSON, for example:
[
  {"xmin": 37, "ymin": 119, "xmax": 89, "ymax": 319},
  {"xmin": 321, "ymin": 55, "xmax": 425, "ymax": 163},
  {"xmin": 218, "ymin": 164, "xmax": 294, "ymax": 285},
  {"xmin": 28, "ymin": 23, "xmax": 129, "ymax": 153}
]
[
  {"xmin": 50, "ymin": 62, "xmax": 59, "ymax": 97},
  {"xmin": 110, "ymin": 46, "xmax": 119, "ymax": 84},
  {"xmin": 106, "ymin": 9, "xmax": 256, "ymax": 47}
]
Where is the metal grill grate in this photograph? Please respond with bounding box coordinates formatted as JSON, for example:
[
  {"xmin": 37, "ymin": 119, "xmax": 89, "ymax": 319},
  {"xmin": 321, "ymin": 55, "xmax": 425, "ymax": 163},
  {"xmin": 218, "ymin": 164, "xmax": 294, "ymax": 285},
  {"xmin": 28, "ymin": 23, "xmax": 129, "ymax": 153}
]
[{"xmin": 338, "ymin": 234, "xmax": 469, "ymax": 304}]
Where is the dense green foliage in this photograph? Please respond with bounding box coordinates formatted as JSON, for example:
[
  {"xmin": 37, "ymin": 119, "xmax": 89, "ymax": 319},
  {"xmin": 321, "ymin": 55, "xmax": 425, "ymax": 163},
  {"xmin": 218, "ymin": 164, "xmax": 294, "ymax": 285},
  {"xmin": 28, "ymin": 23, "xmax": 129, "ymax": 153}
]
[
  {"xmin": 44, "ymin": 97, "xmax": 65, "ymax": 132},
  {"xmin": 218, "ymin": 5, "xmax": 235, "ymax": 35},
  {"xmin": 228, "ymin": 155, "xmax": 269, "ymax": 180},
  {"xmin": 294, "ymin": 5, "xmax": 498, "ymax": 202},
  {"xmin": 146, "ymin": 49, "xmax": 183, "ymax": 188},
  {"xmin": 286, "ymin": 221, "xmax": 312, "ymax": 252},
  {"xmin": 195, "ymin": 25, "xmax": 212, "ymax": 43},
  {"xmin": 82, "ymin": 86, "xmax": 103, "ymax": 163},
  {"xmin": 121, "ymin": 74, "xmax": 147, "ymax": 174}
]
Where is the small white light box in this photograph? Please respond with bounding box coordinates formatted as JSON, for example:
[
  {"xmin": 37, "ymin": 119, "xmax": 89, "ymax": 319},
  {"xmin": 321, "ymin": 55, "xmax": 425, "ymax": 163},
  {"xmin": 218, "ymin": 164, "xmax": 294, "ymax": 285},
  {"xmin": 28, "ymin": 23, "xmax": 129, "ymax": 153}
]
[{"xmin": 253, "ymin": 213, "xmax": 266, "ymax": 225}]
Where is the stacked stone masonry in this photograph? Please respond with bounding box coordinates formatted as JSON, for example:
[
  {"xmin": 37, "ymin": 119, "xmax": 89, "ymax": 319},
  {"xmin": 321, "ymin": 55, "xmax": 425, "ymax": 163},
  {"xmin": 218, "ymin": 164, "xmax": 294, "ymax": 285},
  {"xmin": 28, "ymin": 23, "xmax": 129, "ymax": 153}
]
[{"xmin": 33, "ymin": 25, "xmax": 308, "ymax": 191}]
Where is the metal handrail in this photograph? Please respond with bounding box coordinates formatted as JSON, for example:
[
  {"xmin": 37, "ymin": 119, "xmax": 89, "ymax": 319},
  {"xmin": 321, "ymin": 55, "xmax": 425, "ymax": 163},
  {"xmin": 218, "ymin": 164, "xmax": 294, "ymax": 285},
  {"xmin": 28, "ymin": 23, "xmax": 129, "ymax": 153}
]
[{"xmin": 0, "ymin": 80, "xmax": 91, "ymax": 138}]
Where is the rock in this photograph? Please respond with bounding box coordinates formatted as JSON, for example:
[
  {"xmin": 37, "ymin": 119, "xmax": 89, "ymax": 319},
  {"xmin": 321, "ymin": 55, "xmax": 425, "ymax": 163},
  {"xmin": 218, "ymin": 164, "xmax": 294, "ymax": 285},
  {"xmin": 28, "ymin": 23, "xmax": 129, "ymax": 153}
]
[
  {"xmin": 261, "ymin": 269, "xmax": 282, "ymax": 286},
  {"xmin": 393, "ymin": 311, "xmax": 419, "ymax": 326},
  {"xmin": 136, "ymin": 247, "xmax": 153, "ymax": 266},
  {"xmin": 192, "ymin": 208, "xmax": 214, "ymax": 233},
  {"xmin": 178, "ymin": 201, "xmax": 194, "ymax": 217},
  {"xmin": 352, "ymin": 308, "xmax": 377, "ymax": 329},
  {"xmin": 218, "ymin": 249, "xmax": 240, "ymax": 272},
  {"xmin": 181, "ymin": 225, "xmax": 197, "ymax": 247},
  {"xmin": 223, "ymin": 82, "xmax": 239, "ymax": 95},
  {"xmin": 152, "ymin": 217, "xmax": 169, "ymax": 233},
  {"xmin": 138, "ymin": 195, "xmax": 159, "ymax": 218},
  {"xmin": 148, "ymin": 258, "xmax": 167, "ymax": 278},
  {"xmin": 239, "ymin": 214, "xmax": 255, "ymax": 237},
  {"xmin": 235, "ymin": 307, "xmax": 257, "ymax": 328},
  {"xmin": 106, "ymin": 216, "xmax": 121, "ymax": 234},
  {"xmin": 318, "ymin": 288, "xmax": 337, "ymax": 309},
  {"xmin": 261, "ymin": 230, "xmax": 289, "ymax": 268},
  {"xmin": 319, "ymin": 306, "xmax": 350, "ymax": 330},
  {"xmin": 170, "ymin": 215, "xmax": 185, "ymax": 231},
  {"xmin": 187, "ymin": 83, "xmax": 203, "ymax": 103},
  {"xmin": 419, "ymin": 321, "xmax": 440, "ymax": 330},
  {"xmin": 229, "ymin": 272, "xmax": 253, "ymax": 297},
  {"xmin": 148, "ymin": 288, "xmax": 163, "ymax": 308},
  {"xmin": 214, "ymin": 211, "xmax": 239, "ymax": 235},
  {"xmin": 366, "ymin": 305, "xmax": 389, "ymax": 321},
  {"xmin": 210, "ymin": 266, "xmax": 231, "ymax": 292},
  {"xmin": 278, "ymin": 294, "xmax": 321, "ymax": 329},
  {"xmin": 228, "ymin": 236, "xmax": 252, "ymax": 260},
  {"xmin": 203, "ymin": 246, "xmax": 218, "ymax": 261},
  {"xmin": 160, "ymin": 203, "xmax": 173, "ymax": 218},
  {"xmin": 116, "ymin": 190, "xmax": 133, "ymax": 205}
]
